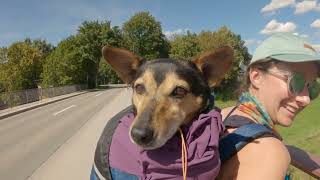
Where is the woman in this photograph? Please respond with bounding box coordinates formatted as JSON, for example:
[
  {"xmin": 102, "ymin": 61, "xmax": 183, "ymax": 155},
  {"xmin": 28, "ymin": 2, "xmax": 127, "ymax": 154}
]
[{"xmin": 217, "ymin": 33, "xmax": 320, "ymax": 179}]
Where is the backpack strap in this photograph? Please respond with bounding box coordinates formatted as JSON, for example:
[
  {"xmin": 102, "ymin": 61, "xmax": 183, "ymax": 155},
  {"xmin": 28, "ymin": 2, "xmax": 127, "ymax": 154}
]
[
  {"xmin": 219, "ymin": 116, "xmax": 278, "ymax": 164},
  {"xmin": 92, "ymin": 105, "xmax": 134, "ymax": 180},
  {"xmin": 223, "ymin": 115, "xmax": 253, "ymax": 128}
]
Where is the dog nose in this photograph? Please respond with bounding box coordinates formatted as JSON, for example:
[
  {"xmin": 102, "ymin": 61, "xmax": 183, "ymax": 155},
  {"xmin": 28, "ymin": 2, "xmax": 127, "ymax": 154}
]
[{"xmin": 131, "ymin": 127, "xmax": 154, "ymax": 145}]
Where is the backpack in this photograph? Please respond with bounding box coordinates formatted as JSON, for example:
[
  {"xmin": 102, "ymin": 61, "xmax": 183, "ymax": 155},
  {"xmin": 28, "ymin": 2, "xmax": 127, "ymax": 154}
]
[{"xmin": 90, "ymin": 107, "xmax": 280, "ymax": 180}]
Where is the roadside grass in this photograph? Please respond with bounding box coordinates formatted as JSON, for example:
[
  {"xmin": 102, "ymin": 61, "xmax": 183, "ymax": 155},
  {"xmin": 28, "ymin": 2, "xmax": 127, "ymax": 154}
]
[
  {"xmin": 215, "ymin": 98, "xmax": 320, "ymax": 180},
  {"xmin": 279, "ymin": 97, "xmax": 320, "ymax": 179}
]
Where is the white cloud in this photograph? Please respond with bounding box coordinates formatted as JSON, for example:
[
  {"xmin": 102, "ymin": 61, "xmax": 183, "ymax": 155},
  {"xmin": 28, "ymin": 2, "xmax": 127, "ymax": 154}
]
[
  {"xmin": 261, "ymin": 0, "xmax": 295, "ymax": 13},
  {"xmin": 292, "ymin": 32, "xmax": 309, "ymax": 38},
  {"xmin": 244, "ymin": 39, "xmax": 262, "ymax": 46},
  {"xmin": 294, "ymin": 0, "xmax": 319, "ymax": 14},
  {"xmin": 260, "ymin": 20, "xmax": 297, "ymax": 34},
  {"xmin": 164, "ymin": 28, "xmax": 191, "ymax": 39},
  {"xmin": 244, "ymin": 39, "xmax": 263, "ymax": 55},
  {"xmin": 261, "ymin": 0, "xmax": 320, "ymax": 15},
  {"xmin": 311, "ymin": 19, "xmax": 320, "ymax": 28}
]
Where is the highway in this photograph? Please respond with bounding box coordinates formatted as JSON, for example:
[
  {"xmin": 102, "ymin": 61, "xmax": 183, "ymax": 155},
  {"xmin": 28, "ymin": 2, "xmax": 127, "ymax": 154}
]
[{"xmin": 0, "ymin": 88, "xmax": 132, "ymax": 180}]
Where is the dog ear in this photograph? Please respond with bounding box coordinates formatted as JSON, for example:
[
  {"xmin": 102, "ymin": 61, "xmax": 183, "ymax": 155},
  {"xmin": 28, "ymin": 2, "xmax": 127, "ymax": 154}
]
[
  {"xmin": 193, "ymin": 46, "xmax": 234, "ymax": 87},
  {"xmin": 102, "ymin": 46, "xmax": 143, "ymax": 84}
]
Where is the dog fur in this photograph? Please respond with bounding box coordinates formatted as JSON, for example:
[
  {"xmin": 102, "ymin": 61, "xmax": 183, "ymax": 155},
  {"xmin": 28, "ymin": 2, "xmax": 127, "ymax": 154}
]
[{"xmin": 102, "ymin": 46, "xmax": 233, "ymax": 150}]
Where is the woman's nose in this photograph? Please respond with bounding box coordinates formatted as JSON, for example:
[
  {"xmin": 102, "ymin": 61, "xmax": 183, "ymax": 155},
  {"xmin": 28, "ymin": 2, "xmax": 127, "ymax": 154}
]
[{"xmin": 295, "ymin": 86, "xmax": 311, "ymax": 107}]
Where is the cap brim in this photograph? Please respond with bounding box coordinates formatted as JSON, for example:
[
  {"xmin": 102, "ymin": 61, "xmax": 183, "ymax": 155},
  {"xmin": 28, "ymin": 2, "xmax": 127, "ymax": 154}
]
[{"xmin": 270, "ymin": 54, "xmax": 320, "ymax": 63}]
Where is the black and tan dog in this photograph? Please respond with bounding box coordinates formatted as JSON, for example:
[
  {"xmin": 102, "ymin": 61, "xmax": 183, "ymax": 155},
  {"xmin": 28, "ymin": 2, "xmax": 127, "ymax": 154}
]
[{"xmin": 91, "ymin": 46, "xmax": 234, "ymax": 180}]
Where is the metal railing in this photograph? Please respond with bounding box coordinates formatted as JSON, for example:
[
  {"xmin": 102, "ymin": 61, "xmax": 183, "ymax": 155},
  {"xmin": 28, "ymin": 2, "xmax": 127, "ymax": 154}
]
[{"xmin": 0, "ymin": 84, "xmax": 87, "ymax": 110}]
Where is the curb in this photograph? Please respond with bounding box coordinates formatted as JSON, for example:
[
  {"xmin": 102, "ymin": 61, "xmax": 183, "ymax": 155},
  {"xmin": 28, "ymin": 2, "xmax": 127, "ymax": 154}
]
[{"xmin": 0, "ymin": 91, "xmax": 89, "ymax": 120}]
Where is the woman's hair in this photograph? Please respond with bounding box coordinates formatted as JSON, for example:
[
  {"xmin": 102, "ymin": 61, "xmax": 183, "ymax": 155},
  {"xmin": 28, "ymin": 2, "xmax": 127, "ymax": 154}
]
[{"xmin": 239, "ymin": 58, "xmax": 279, "ymax": 93}]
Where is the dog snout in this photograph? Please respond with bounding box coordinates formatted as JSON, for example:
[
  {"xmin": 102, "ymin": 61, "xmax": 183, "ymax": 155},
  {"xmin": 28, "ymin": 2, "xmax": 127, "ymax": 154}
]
[{"xmin": 131, "ymin": 126, "xmax": 154, "ymax": 145}]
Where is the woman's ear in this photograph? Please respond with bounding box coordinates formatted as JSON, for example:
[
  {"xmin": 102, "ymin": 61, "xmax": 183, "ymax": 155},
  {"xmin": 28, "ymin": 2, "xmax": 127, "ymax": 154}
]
[{"xmin": 249, "ymin": 67, "xmax": 264, "ymax": 89}]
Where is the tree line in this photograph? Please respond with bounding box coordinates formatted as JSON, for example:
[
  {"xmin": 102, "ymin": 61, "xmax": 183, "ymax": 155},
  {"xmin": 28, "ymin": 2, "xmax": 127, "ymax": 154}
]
[{"xmin": 0, "ymin": 11, "xmax": 251, "ymax": 100}]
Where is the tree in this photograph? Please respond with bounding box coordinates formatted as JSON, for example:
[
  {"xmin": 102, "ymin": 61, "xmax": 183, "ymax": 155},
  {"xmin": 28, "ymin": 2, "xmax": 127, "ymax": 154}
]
[
  {"xmin": 197, "ymin": 27, "xmax": 251, "ymax": 100},
  {"xmin": 0, "ymin": 47, "xmax": 7, "ymax": 92},
  {"xmin": 169, "ymin": 32, "xmax": 200, "ymax": 60},
  {"xmin": 1, "ymin": 42, "xmax": 42, "ymax": 92},
  {"xmin": 168, "ymin": 26, "xmax": 251, "ymax": 100},
  {"xmin": 98, "ymin": 58, "xmax": 122, "ymax": 85},
  {"xmin": 97, "ymin": 26, "xmax": 124, "ymax": 85},
  {"xmin": 0, "ymin": 63, "xmax": 5, "ymax": 93},
  {"xmin": 77, "ymin": 20, "xmax": 124, "ymax": 88},
  {"xmin": 24, "ymin": 38, "xmax": 54, "ymax": 59},
  {"xmin": 41, "ymin": 36, "xmax": 85, "ymax": 87},
  {"xmin": 23, "ymin": 38, "xmax": 55, "ymax": 86},
  {"xmin": 123, "ymin": 12, "xmax": 170, "ymax": 59},
  {"xmin": 0, "ymin": 47, "xmax": 8, "ymax": 92},
  {"xmin": 0, "ymin": 47, "xmax": 8, "ymax": 64}
]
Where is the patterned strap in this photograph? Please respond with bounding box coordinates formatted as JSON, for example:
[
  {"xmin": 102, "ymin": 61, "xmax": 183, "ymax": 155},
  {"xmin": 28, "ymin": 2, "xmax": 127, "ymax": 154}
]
[{"xmin": 223, "ymin": 115, "xmax": 253, "ymax": 128}]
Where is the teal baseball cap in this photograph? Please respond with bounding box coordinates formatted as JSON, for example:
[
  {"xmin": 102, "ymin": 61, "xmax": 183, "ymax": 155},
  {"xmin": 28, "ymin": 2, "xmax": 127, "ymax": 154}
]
[{"xmin": 250, "ymin": 33, "xmax": 320, "ymax": 65}]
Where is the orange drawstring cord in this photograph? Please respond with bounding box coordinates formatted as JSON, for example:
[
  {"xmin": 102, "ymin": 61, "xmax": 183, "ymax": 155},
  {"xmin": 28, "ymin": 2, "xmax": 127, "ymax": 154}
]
[{"xmin": 179, "ymin": 128, "xmax": 188, "ymax": 180}]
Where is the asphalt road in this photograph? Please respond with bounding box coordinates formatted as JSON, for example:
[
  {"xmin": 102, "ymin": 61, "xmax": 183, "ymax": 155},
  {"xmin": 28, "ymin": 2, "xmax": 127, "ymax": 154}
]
[{"xmin": 0, "ymin": 88, "xmax": 131, "ymax": 180}]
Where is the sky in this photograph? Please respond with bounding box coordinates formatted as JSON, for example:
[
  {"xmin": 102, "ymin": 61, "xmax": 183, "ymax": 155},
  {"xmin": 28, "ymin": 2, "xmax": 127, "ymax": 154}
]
[{"xmin": 1, "ymin": 0, "xmax": 320, "ymax": 53}]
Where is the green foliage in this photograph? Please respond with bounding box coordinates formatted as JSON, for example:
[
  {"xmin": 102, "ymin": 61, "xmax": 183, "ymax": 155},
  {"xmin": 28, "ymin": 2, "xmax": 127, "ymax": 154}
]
[
  {"xmin": 41, "ymin": 36, "xmax": 86, "ymax": 88},
  {"xmin": 26, "ymin": 38, "xmax": 54, "ymax": 86},
  {"xmin": 24, "ymin": 38, "xmax": 54, "ymax": 58},
  {"xmin": 98, "ymin": 58, "xmax": 122, "ymax": 84},
  {"xmin": 1, "ymin": 42, "xmax": 42, "ymax": 92},
  {"xmin": 169, "ymin": 32, "xmax": 200, "ymax": 60},
  {"xmin": 0, "ymin": 47, "xmax": 8, "ymax": 93},
  {"xmin": 77, "ymin": 20, "xmax": 124, "ymax": 88},
  {"xmin": 168, "ymin": 26, "xmax": 251, "ymax": 100},
  {"xmin": 1, "ymin": 12, "xmax": 251, "ymax": 102},
  {"xmin": 0, "ymin": 47, "xmax": 8, "ymax": 63},
  {"xmin": 102, "ymin": 26, "xmax": 124, "ymax": 48},
  {"xmin": 123, "ymin": 12, "xmax": 170, "ymax": 59},
  {"xmin": 0, "ymin": 64, "xmax": 5, "ymax": 93},
  {"xmin": 196, "ymin": 27, "xmax": 251, "ymax": 100},
  {"xmin": 38, "ymin": 21, "xmax": 124, "ymax": 89}
]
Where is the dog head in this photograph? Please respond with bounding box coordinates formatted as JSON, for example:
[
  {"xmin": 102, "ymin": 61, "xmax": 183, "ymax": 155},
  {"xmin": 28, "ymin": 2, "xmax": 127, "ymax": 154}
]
[{"xmin": 102, "ymin": 47, "xmax": 233, "ymax": 149}]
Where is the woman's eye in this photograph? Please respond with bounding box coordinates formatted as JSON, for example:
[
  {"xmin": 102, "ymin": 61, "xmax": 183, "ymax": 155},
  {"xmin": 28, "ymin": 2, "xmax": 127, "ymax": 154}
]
[
  {"xmin": 171, "ymin": 87, "xmax": 188, "ymax": 98},
  {"xmin": 135, "ymin": 84, "xmax": 145, "ymax": 94}
]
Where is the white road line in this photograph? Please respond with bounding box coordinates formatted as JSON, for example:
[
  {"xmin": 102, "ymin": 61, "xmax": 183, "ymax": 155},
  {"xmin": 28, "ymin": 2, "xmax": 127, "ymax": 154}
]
[
  {"xmin": 95, "ymin": 93, "xmax": 103, "ymax": 97},
  {"xmin": 53, "ymin": 105, "xmax": 76, "ymax": 116}
]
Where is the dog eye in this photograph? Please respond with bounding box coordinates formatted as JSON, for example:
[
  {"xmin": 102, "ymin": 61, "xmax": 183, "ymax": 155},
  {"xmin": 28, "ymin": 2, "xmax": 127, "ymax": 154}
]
[
  {"xmin": 135, "ymin": 84, "xmax": 145, "ymax": 94},
  {"xmin": 171, "ymin": 87, "xmax": 188, "ymax": 98}
]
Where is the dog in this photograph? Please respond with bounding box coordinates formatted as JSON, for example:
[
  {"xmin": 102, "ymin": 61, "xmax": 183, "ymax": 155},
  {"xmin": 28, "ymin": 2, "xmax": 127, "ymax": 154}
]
[{"xmin": 91, "ymin": 46, "xmax": 234, "ymax": 180}]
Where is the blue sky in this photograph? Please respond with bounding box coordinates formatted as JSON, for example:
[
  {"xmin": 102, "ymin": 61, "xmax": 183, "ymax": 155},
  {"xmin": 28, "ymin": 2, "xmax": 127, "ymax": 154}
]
[{"xmin": 1, "ymin": 0, "xmax": 320, "ymax": 53}]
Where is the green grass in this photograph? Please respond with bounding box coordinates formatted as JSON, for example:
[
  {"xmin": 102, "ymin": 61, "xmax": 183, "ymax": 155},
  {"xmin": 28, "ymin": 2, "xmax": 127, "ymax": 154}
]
[
  {"xmin": 216, "ymin": 98, "xmax": 320, "ymax": 180},
  {"xmin": 215, "ymin": 99, "xmax": 236, "ymax": 109}
]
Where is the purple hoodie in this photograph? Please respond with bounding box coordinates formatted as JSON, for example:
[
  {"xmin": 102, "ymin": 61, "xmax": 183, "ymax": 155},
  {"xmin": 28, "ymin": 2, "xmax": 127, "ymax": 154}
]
[{"xmin": 109, "ymin": 109, "xmax": 224, "ymax": 179}]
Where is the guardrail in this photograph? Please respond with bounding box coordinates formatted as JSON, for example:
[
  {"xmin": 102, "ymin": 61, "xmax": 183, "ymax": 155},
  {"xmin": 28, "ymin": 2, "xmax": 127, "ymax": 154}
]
[{"xmin": 0, "ymin": 84, "xmax": 87, "ymax": 110}]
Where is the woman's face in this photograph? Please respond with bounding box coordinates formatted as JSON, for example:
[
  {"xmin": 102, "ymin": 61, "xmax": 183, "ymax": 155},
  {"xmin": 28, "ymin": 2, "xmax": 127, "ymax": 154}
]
[{"xmin": 249, "ymin": 61, "xmax": 319, "ymax": 127}]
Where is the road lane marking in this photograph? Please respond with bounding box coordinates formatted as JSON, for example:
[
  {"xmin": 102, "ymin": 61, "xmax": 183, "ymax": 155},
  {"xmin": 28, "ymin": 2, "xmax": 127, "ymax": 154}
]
[
  {"xmin": 53, "ymin": 105, "xmax": 76, "ymax": 116},
  {"xmin": 95, "ymin": 93, "xmax": 103, "ymax": 97}
]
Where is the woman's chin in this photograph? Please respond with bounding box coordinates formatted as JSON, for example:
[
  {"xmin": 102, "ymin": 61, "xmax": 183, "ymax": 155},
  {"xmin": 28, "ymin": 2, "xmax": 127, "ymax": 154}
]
[{"xmin": 278, "ymin": 115, "xmax": 294, "ymax": 127}]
